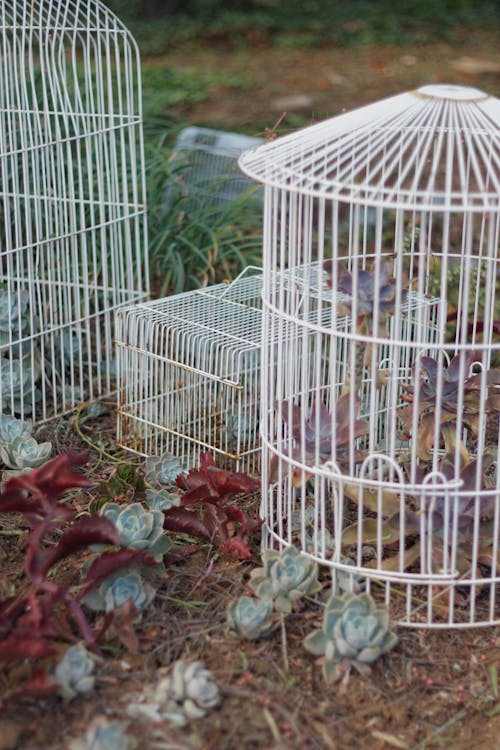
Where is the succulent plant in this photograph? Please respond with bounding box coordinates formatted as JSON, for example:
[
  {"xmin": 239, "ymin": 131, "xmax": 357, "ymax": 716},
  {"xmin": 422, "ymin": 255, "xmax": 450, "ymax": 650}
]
[
  {"xmin": 145, "ymin": 487, "xmax": 180, "ymax": 512},
  {"xmin": 83, "ymin": 570, "xmax": 156, "ymax": 614},
  {"xmin": 0, "ymin": 414, "xmax": 32, "ymax": 443},
  {"xmin": 0, "ymin": 356, "xmax": 41, "ymax": 414},
  {"xmin": 153, "ymin": 660, "xmax": 221, "ymax": 726},
  {"xmin": 324, "ymin": 260, "xmax": 398, "ymax": 333},
  {"xmin": 222, "ymin": 412, "xmax": 257, "ymax": 447},
  {"xmin": 336, "ymin": 558, "xmax": 366, "ymax": 594},
  {"xmin": 68, "ymin": 718, "xmax": 137, "ymax": 750},
  {"xmin": 144, "ymin": 452, "xmax": 186, "ymax": 488},
  {"xmin": 303, "ymin": 592, "xmax": 398, "ymax": 682},
  {"xmin": 99, "ymin": 501, "xmax": 170, "ymax": 559},
  {"xmin": 270, "ymin": 394, "xmax": 369, "ymax": 487},
  {"xmin": 227, "ymin": 595, "xmax": 276, "ymax": 640},
  {"xmin": 54, "ymin": 643, "xmax": 96, "ymax": 700},
  {"xmin": 0, "ymin": 289, "xmax": 31, "ymax": 348},
  {"xmin": 0, "ymin": 435, "xmax": 52, "ymax": 469},
  {"xmin": 249, "ymin": 545, "xmax": 321, "ymax": 613},
  {"xmin": 398, "ymin": 353, "xmax": 500, "ymax": 458}
]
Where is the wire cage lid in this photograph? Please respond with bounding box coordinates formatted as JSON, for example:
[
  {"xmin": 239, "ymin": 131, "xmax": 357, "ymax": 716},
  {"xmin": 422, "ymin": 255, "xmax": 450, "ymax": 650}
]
[
  {"xmin": 239, "ymin": 84, "xmax": 500, "ymax": 211},
  {"xmin": 1, "ymin": 0, "xmax": 128, "ymax": 28}
]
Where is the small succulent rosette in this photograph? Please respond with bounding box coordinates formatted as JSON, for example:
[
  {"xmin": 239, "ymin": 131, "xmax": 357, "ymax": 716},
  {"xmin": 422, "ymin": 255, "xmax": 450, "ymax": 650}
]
[
  {"xmin": 0, "ymin": 434, "xmax": 52, "ymax": 470},
  {"xmin": 303, "ymin": 592, "xmax": 398, "ymax": 683},
  {"xmin": 83, "ymin": 569, "xmax": 156, "ymax": 614},
  {"xmin": 144, "ymin": 452, "xmax": 186, "ymax": 489},
  {"xmin": 226, "ymin": 595, "xmax": 276, "ymax": 640},
  {"xmin": 0, "ymin": 414, "xmax": 32, "ymax": 444},
  {"xmin": 68, "ymin": 718, "xmax": 137, "ymax": 750},
  {"xmin": 249, "ymin": 545, "xmax": 321, "ymax": 613},
  {"xmin": 145, "ymin": 487, "xmax": 180, "ymax": 512},
  {"xmin": 128, "ymin": 661, "xmax": 221, "ymax": 727},
  {"xmin": 54, "ymin": 643, "xmax": 96, "ymax": 700},
  {"xmin": 98, "ymin": 501, "xmax": 170, "ymax": 560}
]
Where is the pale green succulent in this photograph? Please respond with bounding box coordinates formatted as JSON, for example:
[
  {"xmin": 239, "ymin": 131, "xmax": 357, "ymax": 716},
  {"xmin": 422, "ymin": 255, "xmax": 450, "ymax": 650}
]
[
  {"xmin": 152, "ymin": 660, "xmax": 221, "ymax": 726},
  {"xmin": 54, "ymin": 643, "xmax": 96, "ymax": 700},
  {"xmin": 336, "ymin": 558, "xmax": 366, "ymax": 594},
  {"xmin": 83, "ymin": 570, "xmax": 156, "ymax": 614},
  {"xmin": 144, "ymin": 452, "xmax": 186, "ymax": 488},
  {"xmin": 222, "ymin": 412, "xmax": 257, "ymax": 447},
  {"xmin": 226, "ymin": 595, "xmax": 276, "ymax": 640},
  {"xmin": 0, "ymin": 289, "xmax": 30, "ymax": 348},
  {"xmin": 0, "ymin": 435, "xmax": 52, "ymax": 469},
  {"xmin": 68, "ymin": 718, "xmax": 137, "ymax": 750},
  {"xmin": 249, "ymin": 546, "xmax": 321, "ymax": 613},
  {"xmin": 0, "ymin": 414, "xmax": 32, "ymax": 443},
  {"xmin": 145, "ymin": 488, "xmax": 180, "ymax": 512},
  {"xmin": 99, "ymin": 501, "xmax": 170, "ymax": 559},
  {"xmin": 303, "ymin": 592, "xmax": 398, "ymax": 682},
  {"xmin": 0, "ymin": 357, "xmax": 41, "ymax": 414}
]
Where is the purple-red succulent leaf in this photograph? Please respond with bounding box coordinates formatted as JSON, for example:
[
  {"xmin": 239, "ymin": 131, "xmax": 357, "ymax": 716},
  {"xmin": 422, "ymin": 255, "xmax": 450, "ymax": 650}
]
[
  {"xmin": 162, "ymin": 507, "xmax": 212, "ymax": 539},
  {"xmin": 82, "ymin": 548, "xmax": 157, "ymax": 591},
  {"xmin": 219, "ymin": 536, "xmax": 252, "ymax": 559},
  {"xmin": 0, "ymin": 634, "xmax": 55, "ymax": 667},
  {"xmin": 35, "ymin": 515, "xmax": 120, "ymax": 579},
  {"xmin": 5, "ymin": 452, "xmax": 91, "ymax": 498}
]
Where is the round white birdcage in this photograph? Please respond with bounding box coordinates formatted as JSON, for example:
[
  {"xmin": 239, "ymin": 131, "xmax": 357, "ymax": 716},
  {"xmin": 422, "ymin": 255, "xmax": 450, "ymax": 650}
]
[
  {"xmin": 240, "ymin": 84, "xmax": 500, "ymax": 628},
  {"xmin": 0, "ymin": 0, "xmax": 148, "ymax": 421}
]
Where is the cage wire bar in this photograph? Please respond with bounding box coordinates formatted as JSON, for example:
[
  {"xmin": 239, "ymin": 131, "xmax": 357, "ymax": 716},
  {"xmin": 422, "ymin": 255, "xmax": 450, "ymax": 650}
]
[
  {"xmin": 0, "ymin": 0, "xmax": 148, "ymax": 421},
  {"xmin": 240, "ymin": 84, "xmax": 500, "ymax": 628}
]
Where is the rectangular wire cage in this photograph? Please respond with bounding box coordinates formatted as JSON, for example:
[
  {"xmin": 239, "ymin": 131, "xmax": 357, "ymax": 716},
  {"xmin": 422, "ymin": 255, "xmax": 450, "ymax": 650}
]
[
  {"xmin": 115, "ymin": 272, "xmax": 264, "ymax": 474},
  {"xmin": 0, "ymin": 0, "xmax": 148, "ymax": 421}
]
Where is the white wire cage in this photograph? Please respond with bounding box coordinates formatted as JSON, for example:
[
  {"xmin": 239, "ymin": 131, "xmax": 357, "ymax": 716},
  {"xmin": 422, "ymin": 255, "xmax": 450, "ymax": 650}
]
[
  {"xmin": 115, "ymin": 272, "xmax": 265, "ymax": 474},
  {"xmin": 0, "ymin": 0, "xmax": 148, "ymax": 421},
  {"xmin": 240, "ymin": 84, "xmax": 500, "ymax": 628}
]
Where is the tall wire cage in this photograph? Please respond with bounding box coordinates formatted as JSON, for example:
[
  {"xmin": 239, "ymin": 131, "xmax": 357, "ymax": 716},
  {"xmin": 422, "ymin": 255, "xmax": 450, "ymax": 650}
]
[
  {"xmin": 0, "ymin": 0, "xmax": 148, "ymax": 420},
  {"xmin": 240, "ymin": 84, "xmax": 500, "ymax": 628},
  {"xmin": 115, "ymin": 272, "xmax": 264, "ymax": 474}
]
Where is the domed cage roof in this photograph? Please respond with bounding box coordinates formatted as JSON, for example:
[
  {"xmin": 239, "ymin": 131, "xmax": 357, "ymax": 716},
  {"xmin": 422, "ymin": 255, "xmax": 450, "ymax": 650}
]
[
  {"xmin": 1, "ymin": 0, "xmax": 129, "ymax": 30},
  {"xmin": 239, "ymin": 85, "xmax": 500, "ymax": 212}
]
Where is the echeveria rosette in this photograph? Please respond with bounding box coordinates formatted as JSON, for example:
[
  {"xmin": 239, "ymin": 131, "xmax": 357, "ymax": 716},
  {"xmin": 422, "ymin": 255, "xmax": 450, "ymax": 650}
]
[
  {"xmin": 54, "ymin": 643, "xmax": 96, "ymax": 700},
  {"xmin": 145, "ymin": 488, "xmax": 180, "ymax": 512},
  {"xmin": 249, "ymin": 546, "xmax": 321, "ymax": 614},
  {"xmin": 83, "ymin": 569, "xmax": 156, "ymax": 613},
  {"xmin": 153, "ymin": 660, "xmax": 221, "ymax": 726},
  {"xmin": 68, "ymin": 719, "xmax": 137, "ymax": 750},
  {"xmin": 144, "ymin": 452, "xmax": 186, "ymax": 489},
  {"xmin": 1, "ymin": 357, "xmax": 41, "ymax": 414},
  {"xmin": 99, "ymin": 501, "xmax": 170, "ymax": 559},
  {"xmin": 0, "ymin": 289, "xmax": 30, "ymax": 347},
  {"xmin": 270, "ymin": 395, "xmax": 369, "ymax": 486},
  {"xmin": 304, "ymin": 592, "xmax": 398, "ymax": 683},
  {"xmin": 0, "ymin": 414, "xmax": 32, "ymax": 444},
  {"xmin": 226, "ymin": 595, "xmax": 276, "ymax": 640},
  {"xmin": 0, "ymin": 435, "xmax": 52, "ymax": 469},
  {"xmin": 398, "ymin": 353, "xmax": 500, "ymax": 458}
]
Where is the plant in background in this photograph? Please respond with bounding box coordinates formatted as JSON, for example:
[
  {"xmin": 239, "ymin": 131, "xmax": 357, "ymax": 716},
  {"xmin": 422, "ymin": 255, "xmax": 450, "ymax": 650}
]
[
  {"xmin": 0, "ymin": 289, "xmax": 31, "ymax": 349},
  {"xmin": 1, "ymin": 357, "xmax": 41, "ymax": 414},
  {"xmin": 0, "ymin": 435, "xmax": 52, "ymax": 470},
  {"xmin": 0, "ymin": 453, "xmax": 157, "ymax": 703},
  {"xmin": 83, "ymin": 569, "xmax": 156, "ymax": 615},
  {"xmin": 127, "ymin": 660, "xmax": 221, "ymax": 726},
  {"xmin": 270, "ymin": 395, "xmax": 369, "ymax": 487},
  {"xmin": 0, "ymin": 414, "xmax": 32, "ymax": 443},
  {"xmin": 144, "ymin": 451, "xmax": 186, "ymax": 489},
  {"xmin": 54, "ymin": 643, "xmax": 96, "ymax": 700},
  {"xmin": 226, "ymin": 595, "xmax": 276, "ymax": 640},
  {"xmin": 98, "ymin": 501, "xmax": 170, "ymax": 560},
  {"xmin": 249, "ymin": 545, "xmax": 321, "ymax": 613},
  {"xmin": 303, "ymin": 592, "xmax": 398, "ymax": 683},
  {"xmin": 162, "ymin": 452, "xmax": 260, "ymax": 559},
  {"xmin": 398, "ymin": 353, "xmax": 500, "ymax": 459},
  {"xmin": 68, "ymin": 718, "xmax": 137, "ymax": 750}
]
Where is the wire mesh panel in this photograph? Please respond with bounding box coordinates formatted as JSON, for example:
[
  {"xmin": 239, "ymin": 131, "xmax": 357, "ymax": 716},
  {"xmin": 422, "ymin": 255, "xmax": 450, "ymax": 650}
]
[
  {"xmin": 115, "ymin": 273, "xmax": 265, "ymax": 474},
  {"xmin": 0, "ymin": 0, "xmax": 148, "ymax": 420},
  {"xmin": 240, "ymin": 84, "xmax": 500, "ymax": 627}
]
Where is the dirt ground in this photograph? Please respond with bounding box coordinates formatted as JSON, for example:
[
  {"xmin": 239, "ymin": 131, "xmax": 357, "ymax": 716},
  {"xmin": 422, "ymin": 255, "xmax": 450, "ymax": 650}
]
[{"xmin": 3, "ymin": 30, "xmax": 500, "ymax": 750}]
